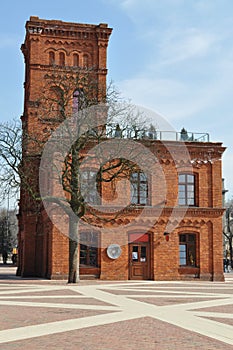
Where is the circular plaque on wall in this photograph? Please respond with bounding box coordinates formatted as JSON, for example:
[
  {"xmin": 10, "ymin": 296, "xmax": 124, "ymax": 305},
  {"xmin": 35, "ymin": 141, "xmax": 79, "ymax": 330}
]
[{"xmin": 107, "ymin": 244, "xmax": 122, "ymax": 259}]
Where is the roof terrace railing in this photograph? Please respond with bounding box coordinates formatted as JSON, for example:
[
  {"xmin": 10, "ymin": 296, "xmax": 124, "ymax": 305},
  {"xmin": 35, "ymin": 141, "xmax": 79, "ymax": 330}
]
[{"xmin": 106, "ymin": 125, "xmax": 210, "ymax": 142}]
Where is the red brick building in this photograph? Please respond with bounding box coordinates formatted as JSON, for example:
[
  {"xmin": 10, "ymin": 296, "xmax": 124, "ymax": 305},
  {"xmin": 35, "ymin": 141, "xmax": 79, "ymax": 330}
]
[{"xmin": 17, "ymin": 17, "xmax": 226, "ymax": 281}]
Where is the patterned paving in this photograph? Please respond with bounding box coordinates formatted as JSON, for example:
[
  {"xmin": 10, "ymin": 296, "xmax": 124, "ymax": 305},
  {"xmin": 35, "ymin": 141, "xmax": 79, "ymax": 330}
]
[{"xmin": 0, "ymin": 271, "xmax": 233, "ymax": 349}]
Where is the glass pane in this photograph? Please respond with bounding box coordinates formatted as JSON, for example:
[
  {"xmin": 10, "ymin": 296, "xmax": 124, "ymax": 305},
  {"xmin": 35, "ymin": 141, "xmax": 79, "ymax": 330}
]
[
  {"xmin": 187, "ymin": 198, "xmax": 194, "ymax": 205},
  {"xmin": 131, "ymin": 183, "xmax": 138, "ymax": 203},
  {"xmin": 188, "ymin": 246, "xmax": 196, "ymax": 266},
  {"xmin": 81, "ymin": 171, "xmax": 98, "ymax": 204},
  {"xmin": 179, "ymin": 235, "xmax": 186, "ymax": 242},
  {"xmin": 131, "ymin": 195, "xmax": 138, "ymax": 204},
  {"xmin": 179, "ymin": 198, "xmax": 186, "ymax": 205},
  {"xmin": 87, "ymin": 190, "xmax": 98, "ymax": 205},
  {"xmin": 81, "ymin": 172, "xmax": 88, "ymax": 180},
  {"xmin": 179, "ymin": 185, "xmax": 185, "ymax": 192},
  {"xmin": 131, "ymin": 172, "xmax": 138, "ymax": 180},
  {"xmin": 140, "ymin": 246, "xmax": 147, "ymax": 262},
  {"xmin": 179, "ymin": 244, "xmax": 187, "ymax": 265},
  {"xmin": 140, "ymin": 172, "xmax": 147, "ymax": 181},
  {"xmin": 139, "ymin": 182, "xmax": 147, "ymax": 204},
  {"xmin": 132, "ymin": 246, "xmax": 138, "ymax": 261},
  {"xmin": 179, "ymin": 174, "xmax": 186, "ymax": 183},
  {"xmin": 187, "ymin": 194, "xmax": 194, "ymax": 200},
  {"xmin": 139, "ymin": 183, "xmax": 147, "ymax": 191},
  {"xmin": 179, "ymin": 245, "xmax": 186, "ymax": 253},
  {"xmin": 187, "ymin": 185, "xmax": 194, "ymax": 192},
  {"xmin": 188, "ymin": 234, "xmax": 196, "ymax": 242},
  {"xmin": 141, "ymin": 246, "xmax": 146, "ymax": 258},
  {"xmin": 180, "ymin": 258, "xmax": 186, "ymax": 265},
  {"xmin": 89, "ymin": 247, "xmax": 98, "ymax": 266},
  {"xmin": 179, "ymin": 251, "xmax": 186, "ymax": 257},
  {"xmin": 139, "ymin": 196, "xmax": 147, "ymax": 205},
  {"xmin": 131, "ymin": 183, "xmax": 137, "ymax": 193},
  {"xmin": 80, "ymin": 244, "xmax": 87, "ymax": 265},
  {"xmin": 89, "ymin": 171, "xmax": 96, "ymax": 179},
  {"xmin": 187, "ymin": 174, "xmax": 194, "ymax": 183},
  {"xmin": 140, "ymin": 190, "xmax": 147, "ymax": 197}
]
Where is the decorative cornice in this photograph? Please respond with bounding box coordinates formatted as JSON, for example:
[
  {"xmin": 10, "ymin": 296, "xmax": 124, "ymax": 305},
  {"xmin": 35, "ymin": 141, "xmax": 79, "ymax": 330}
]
[
  {"xmin": 44, "ymin": 39, "xmax": 94, "ymax": 48},
  {"xmin": 87, "ymin": 206, "xmax": 225, "ymax": 218},
  {"xmin": 26, "ymin": 17, "xmax": 112, "ymax": 42}
]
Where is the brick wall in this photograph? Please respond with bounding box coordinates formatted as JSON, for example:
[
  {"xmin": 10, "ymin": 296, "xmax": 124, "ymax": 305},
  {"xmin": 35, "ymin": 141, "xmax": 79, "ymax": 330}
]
[{"xmin": 17, "ymin": 17, "xmax": 225, "ymax": 281}]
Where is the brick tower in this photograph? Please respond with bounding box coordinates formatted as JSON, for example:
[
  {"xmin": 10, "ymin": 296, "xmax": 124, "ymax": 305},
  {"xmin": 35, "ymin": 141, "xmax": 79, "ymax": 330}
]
[{"xmin": 17, "ymin": 16, "xmax": 112, "ymax": 277}]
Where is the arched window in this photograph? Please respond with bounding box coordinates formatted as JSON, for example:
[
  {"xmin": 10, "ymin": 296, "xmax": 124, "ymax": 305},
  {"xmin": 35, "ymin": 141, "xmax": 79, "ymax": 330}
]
[
  {"xmin": 73, "ymin": 53, "xmax": 79, "ymax": 67},
  {"xmin": 178, "ymin": 173, "xmax": 196, "ymax": 206},
  {"xmin": 49, "ymin": 51, "xmax": 55, "ymax": 65},
  {"xmin": 80, "ymin": 170, "xmax": 100, "ymax": 205},
  {"xmin": 83, "ymin": 54, "xmax": 89, "ymax": 68},
  {"xmin": 130, "ymin": 171, "xmax": 148, "ymax": 205},
  {"xmin": 179, "ymin": 234, "xmax": 197, "ymax": 266},
  {"xmin": 73, "ymin": 90, "xmax": 79, "ymax": 114},
  {"xmin": 48, "ymin": 86, "xmax": 64, "ymax": 120},
  {"xmin": 59, "ymin": 52, "xmax": 65, "ymax": 66}
]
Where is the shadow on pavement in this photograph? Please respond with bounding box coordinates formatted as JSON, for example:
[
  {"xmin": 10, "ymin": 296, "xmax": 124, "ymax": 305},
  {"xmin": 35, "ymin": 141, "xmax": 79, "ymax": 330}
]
[
  {"xmin": 0, "ymin": 263, "xmax": 50, "ymax": 282},
  {"xmin": 0, "ymin": 263, "xmax": 18, "ymax": 280}
]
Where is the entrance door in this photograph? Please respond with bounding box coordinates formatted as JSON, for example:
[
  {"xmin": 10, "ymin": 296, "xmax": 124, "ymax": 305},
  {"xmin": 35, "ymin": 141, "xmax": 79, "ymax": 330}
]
[{"xmin": 129, "ymin": 242, "xmax": 150, "ymax": 280}]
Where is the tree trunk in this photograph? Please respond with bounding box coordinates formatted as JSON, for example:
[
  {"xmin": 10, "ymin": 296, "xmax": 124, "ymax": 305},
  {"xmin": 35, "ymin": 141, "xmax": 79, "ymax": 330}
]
[
  {"xmin": 229, "ymin": 235, "xmax": 233, "ymax": 268},
  {"xmin": 68, "ymin": 217, "xmax": 80, "ymax": 283}
]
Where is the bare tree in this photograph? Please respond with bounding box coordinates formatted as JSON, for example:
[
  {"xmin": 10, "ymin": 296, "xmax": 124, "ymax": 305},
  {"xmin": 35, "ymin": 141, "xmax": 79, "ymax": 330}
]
[
  {"xmin": 0, "ymin": 120, "xmax": 21, "ymax": 203},
  {"xmin": 0, "ymin": 69, "xmax": 157, "ymax": 283},
  {"xmin": 223, "ymin": 201, "xmax": 233, "ymax": 267},
  {"xmin": 0, "ymin": 209, "xmax": 18, "ymax": 261}
]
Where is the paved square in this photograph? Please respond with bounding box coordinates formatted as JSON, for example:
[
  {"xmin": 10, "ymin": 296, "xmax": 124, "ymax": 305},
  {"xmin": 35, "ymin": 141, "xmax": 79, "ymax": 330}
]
[{"xmin": 0, "ymin": 266, "xmax": 233, "ymax": 349}]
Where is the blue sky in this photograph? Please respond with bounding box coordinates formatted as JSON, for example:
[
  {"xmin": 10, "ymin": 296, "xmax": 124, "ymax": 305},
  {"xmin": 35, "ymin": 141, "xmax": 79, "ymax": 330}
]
[{"xmin": 1, "ymin": 0, "xmax": 233, "ymax": 198}]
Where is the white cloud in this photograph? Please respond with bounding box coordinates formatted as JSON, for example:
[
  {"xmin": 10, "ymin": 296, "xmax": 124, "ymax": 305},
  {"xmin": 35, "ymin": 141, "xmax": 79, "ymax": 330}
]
[
  {"xmin": 117, "ymin": 75, "xmax": 214, "ymax": 120},
  {"xmin": 158, "ymin": 28, "xmax": 217, "ymax": 65}
]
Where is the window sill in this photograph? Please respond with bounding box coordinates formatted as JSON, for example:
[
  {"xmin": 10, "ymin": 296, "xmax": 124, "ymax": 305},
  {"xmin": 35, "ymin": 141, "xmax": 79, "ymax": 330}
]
[
  {"xmin": 178, "ymin": 205, "xmax": 198, "ymax": 207},
  {"xmin": 178, "ymin": 266, "xmax": 200, "ymax": 274}
]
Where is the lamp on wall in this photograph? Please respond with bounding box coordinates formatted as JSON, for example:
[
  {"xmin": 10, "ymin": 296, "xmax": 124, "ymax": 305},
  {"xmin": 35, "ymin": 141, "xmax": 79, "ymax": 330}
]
[{"xmin": 164, "ymin": 232, "xmax": 170, "ymax": 241}]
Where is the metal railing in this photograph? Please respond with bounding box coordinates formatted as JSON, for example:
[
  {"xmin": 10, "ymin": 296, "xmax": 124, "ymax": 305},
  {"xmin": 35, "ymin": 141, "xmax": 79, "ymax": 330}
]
[{"xmin": 106, "ymin": 125, "xmax": 209, "ymax": 142}]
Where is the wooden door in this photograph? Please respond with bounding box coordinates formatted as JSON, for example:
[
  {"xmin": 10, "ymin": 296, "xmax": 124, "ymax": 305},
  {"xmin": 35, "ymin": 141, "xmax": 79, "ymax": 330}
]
[{"xmin": 129, "ymin": 242, "xmax": 150, "ymax": 280}]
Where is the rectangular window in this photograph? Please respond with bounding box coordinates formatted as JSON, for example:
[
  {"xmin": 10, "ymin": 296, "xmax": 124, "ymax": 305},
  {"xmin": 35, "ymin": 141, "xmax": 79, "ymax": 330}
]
[
  {"xmin": 178, "ymin": 174, "xmax": 195, "ymax": 206},
  {"xmin": 179, "ymin": 234, "xmax": 196, "ymax": 266},
  {"xmin": 80, "ymin": 232, "xmax": 99, "ymax": 267}
]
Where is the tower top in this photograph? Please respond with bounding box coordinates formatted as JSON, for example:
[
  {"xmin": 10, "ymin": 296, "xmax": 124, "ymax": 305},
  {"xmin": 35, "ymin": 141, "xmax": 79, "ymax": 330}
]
[{"xmin": 25, "ymin": 16, "xmax": 112, "ymax": 40}]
